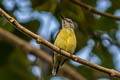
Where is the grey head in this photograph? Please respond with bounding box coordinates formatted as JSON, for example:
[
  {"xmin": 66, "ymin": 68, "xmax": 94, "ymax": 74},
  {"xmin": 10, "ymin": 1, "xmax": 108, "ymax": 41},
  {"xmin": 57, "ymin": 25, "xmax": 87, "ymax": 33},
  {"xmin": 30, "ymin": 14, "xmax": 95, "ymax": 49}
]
[{"xmin": 62, "ymin": 17, "xmax": 75, "ymax": 29}]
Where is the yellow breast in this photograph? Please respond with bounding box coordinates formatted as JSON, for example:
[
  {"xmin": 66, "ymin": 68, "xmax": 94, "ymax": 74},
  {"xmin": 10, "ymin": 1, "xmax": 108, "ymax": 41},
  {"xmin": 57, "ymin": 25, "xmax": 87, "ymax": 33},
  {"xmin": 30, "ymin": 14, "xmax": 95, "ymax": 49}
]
[{"xmin": 54, "ymin": 28, "xmax": 76, "ymax": 54}]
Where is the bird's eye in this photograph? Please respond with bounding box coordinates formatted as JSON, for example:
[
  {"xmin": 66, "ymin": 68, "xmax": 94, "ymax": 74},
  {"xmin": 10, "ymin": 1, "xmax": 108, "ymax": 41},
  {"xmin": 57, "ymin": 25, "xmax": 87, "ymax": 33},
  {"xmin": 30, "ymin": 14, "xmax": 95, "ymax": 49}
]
[
  {"xmin": 68, "ymin": 21, "xmax": 72, "ymax": 23},
  {"xmin": 66, "ymin": 20, "xmax": 72, "ymax": 23}
]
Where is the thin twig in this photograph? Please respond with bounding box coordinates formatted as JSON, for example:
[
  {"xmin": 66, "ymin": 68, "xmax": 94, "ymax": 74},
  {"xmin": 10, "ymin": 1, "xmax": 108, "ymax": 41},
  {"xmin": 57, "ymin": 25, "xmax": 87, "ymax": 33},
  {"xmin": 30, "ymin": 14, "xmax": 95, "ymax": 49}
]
[
  {"xmin": 0, "ymin": 8, "xmax": 120, "ymax": 78},
  {"xmin": 0, "ymin": 28, "xmax": 85, "ymax": 80},
  {"xmin": 70, "ymin": 0, "xmax": 120, "ymax": 21}
]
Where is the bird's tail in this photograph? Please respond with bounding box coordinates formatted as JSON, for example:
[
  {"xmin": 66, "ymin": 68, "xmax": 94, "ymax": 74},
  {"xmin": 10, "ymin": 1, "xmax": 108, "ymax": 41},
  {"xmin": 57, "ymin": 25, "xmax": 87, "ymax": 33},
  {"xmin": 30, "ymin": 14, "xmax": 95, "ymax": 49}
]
[{"xmin": 52, "ymin": 64, "xmax": 60, "ymax": 76}]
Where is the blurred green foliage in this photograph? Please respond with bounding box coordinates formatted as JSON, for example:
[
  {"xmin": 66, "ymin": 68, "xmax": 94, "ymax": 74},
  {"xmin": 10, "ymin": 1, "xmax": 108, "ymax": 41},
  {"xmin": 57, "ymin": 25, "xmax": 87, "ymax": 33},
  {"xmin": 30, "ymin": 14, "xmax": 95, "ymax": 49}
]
[{"xmin": 0, "ymin": 0, "xmax": 120, "ymax": 80}]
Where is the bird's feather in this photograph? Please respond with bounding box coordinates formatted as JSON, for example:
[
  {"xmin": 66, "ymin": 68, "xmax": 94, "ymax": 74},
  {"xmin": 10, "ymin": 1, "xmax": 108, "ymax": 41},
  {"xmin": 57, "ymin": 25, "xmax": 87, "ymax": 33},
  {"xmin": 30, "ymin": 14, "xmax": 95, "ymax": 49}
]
[{"xmin": 52, "ymin": 28, "xmax": 76, "ymax": 76}]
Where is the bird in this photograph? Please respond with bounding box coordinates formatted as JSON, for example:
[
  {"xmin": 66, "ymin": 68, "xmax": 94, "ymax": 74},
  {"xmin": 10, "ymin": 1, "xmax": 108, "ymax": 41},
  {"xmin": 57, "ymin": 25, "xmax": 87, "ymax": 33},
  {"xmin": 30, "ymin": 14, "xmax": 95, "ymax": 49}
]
[{"xmin": 52, "ymin": 17, "xmax": 76, "ymax": 76}]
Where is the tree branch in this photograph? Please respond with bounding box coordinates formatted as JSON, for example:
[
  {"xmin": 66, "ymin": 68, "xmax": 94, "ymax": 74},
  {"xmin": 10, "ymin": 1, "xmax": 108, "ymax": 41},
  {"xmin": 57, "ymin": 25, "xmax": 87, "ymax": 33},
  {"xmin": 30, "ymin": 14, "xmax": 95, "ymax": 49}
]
[
  {"xmin": 0, "ymin": 7, "xmax": 120, "ymax": 78},
  {"xmin": 0, "ymin": 28, "xmax": 85, "ymax": 80},
  {"xmin": 70, "ymin": 0, "xmax": 120, "ymax": 21}
]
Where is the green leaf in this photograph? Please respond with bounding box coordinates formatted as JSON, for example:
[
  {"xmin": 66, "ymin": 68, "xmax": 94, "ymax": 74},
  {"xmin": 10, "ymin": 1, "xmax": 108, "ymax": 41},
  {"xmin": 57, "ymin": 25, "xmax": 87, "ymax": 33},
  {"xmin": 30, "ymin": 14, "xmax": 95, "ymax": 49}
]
[
  {"xmin": 0, "ymin": 17, "xmax": 14, "ymax": 32},
  {"xmin": 0, "ymin": 42, "xmax": 36, "ymax": 80}
]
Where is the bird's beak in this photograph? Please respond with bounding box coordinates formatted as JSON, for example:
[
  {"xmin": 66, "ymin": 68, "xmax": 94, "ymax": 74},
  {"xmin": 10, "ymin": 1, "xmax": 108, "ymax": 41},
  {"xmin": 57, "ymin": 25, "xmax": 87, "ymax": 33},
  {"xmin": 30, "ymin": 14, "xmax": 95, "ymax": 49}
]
[{"xmin": 60, "ymin": 15, "xmax": 65, "ymax": 20}]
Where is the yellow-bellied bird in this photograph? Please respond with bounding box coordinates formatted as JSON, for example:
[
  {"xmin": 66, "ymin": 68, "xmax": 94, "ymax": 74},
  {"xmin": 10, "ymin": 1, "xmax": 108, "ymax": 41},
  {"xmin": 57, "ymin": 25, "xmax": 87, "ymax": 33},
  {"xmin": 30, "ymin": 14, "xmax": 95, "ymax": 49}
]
[{"xmin": 52, "ymin": 17, "xmax": 76, "ymax": 76}]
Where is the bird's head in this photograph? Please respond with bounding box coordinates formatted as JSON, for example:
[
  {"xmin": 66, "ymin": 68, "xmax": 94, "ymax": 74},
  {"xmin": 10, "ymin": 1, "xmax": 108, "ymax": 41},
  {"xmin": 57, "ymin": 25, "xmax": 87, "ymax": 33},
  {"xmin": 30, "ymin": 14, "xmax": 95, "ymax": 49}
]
[{"xmin": 62, "ymin": 17, "xmax": 75, "ymax": 29}]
